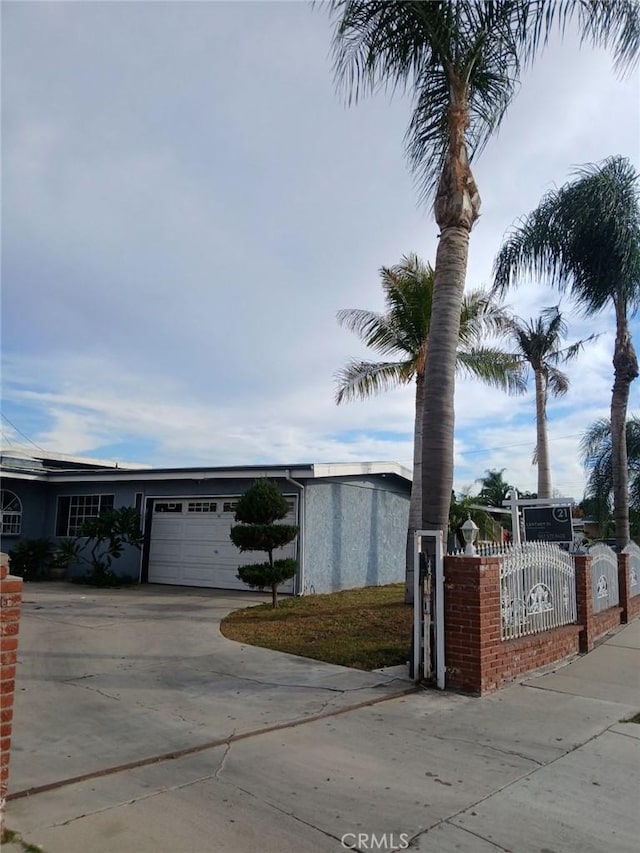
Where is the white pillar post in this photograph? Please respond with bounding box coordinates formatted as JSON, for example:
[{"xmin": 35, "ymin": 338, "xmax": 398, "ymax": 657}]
[{"xmin": 507, "ymin": 489, "xmax": 521, "ymax": 546}]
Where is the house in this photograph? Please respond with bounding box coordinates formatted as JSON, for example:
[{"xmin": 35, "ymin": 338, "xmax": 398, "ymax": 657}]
[{"xmin": 0, "ymin": 449, "xmax": 411, "ymax": 594}]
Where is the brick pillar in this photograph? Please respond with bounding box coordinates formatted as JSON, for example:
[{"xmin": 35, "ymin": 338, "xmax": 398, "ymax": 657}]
[
  {"xmin": 444, "ymin": 555, "xmax": 502, "ymax": 695},
  {"xmin": 0, "ymin": 552, "xmax": 23, "ymax": 835},
  {"xmin": 618, "ymin": 552, "xmax": 631, "ymax": 624},
  {"xmin": 574, "ymin": 555, "xmax": 593, "ymax": 653}
]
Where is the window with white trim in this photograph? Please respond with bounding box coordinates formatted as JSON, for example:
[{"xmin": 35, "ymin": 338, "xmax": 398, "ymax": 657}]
[
  {"xmin": 188, "ymin": 501, "xmax": 217, "ymax": 513},
  {"xmin": 1, "ymin": 490, "xmax": 22, "ymax": 535},
  {"xmin": 154, "ymin": 502, "xmax": 183, "ymax": 514},
  {"xmin": 56, "ymin": 494, "xmax": 115, "ymax": 537}
]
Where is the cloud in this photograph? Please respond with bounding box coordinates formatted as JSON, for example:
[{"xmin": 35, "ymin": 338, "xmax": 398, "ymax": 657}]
[{"xmin": 2, "ymin": 1, "xmax": 639, "ymax": 504}]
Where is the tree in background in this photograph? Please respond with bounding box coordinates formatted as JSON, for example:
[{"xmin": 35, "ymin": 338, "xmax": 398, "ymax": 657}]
[
  {"xmin": 501, "ymin": 306, "xmax": 595, "ymax": 498},
  {"xmin": 230, "ymin": 479, "xmax": 298, "ymax": 608},
  {"xmin": 448, "ymin": 491, "xmax": 495, "ymax": 549},
  {"xmin": 475, "ymin": 468, "xmax": 514, "ymax": 509},
  {"xmin": 336, "ymin": 253, "xmax": 524, "ymax": 599},
  {"xmin": 494, "ymin": 157, "xmax": 640, "ymax": 549},
  {"xmin": 330, "ymin": 1, "xmax": 640, "ymax": 541},
  {"xmin": 581, "ymin": 416, "xmax": 640, "ymax": 541}
]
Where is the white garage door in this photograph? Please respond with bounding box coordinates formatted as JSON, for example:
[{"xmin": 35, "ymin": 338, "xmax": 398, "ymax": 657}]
[{"xmin": 147, "ymin": 496, "xmax": 297, "ymax": 592}]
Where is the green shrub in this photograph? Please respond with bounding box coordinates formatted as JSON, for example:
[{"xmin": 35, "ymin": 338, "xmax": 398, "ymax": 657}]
[
  {"xmin": 8, "ymin": 539, "xmax": 56, "ymax": 581},
  {"xmin": 58, "ymin": 506, "xmax": 142, "ymax": 586},
  {"xmin": 230, "ymin": 479, "xmax": 298, "ymax": 607}
]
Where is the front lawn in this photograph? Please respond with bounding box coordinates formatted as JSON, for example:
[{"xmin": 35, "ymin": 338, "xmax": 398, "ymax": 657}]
[{"xmin": 220, "ymin": 583, "xmax": 412, "ymax": 671}]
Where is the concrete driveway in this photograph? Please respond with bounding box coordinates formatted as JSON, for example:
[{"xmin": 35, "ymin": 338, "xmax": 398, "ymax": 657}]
[
  {"xmin": 6, "ymin": 584, "xmax": 640, "ymax": 853},
  {"xmin": 10, "ymin": 582, "xmax": 412, "ymax": 794}
]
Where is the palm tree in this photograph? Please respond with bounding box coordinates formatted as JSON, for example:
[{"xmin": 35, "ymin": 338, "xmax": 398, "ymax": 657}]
[
  {"xmin": 475, "ymin": 468, "xmax": 514, "ymax": 509},
  {"xmin": 330, "ymin": 1, "xmax": 640, "ymax": 538},
  {"xmin": 502, "ymin": 306, "xmax": 595, "ymax": 498},
  {"xmin": 449, "ymin": 490, "xmax": 495, "ymax": 549},
  {"xmin": 336, "ymin": 253, "xmax": 525, "ymax": 598},
  {"xmin": 581, "ymin": 416, "xmax": 640, "ymax": 541},
  {"xmin": 493, "ymin": 157, "xmax": 640, "ymax": 548}
]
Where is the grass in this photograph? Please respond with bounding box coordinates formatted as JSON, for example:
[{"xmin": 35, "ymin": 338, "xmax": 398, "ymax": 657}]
[
  {"xmin": 0, "ymin": 829, "xmax": 44, "ymax": 853},
  {"xmin": 623, "ymin": 712, "xmax": 640, "ymax": 724},
  {"xmin": 220, "ymin": 583, "xmax": 412, "ymax": 671}
]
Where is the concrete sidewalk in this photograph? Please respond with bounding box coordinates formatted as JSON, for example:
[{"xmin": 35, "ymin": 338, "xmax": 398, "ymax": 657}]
[{"xmin": 4, "ymin": 585, "xmax": 640, "ymax": 852}]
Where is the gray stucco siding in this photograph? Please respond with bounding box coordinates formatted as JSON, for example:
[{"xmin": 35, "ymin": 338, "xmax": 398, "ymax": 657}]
[
  {"xmin": 303, "ymin": 480, "xmax": 409, "ymax": 594},
  {"xmin": 43, "ymin": 476, "xmax": 301, "ymax": 581},
  {"xmin": 2, "ymin": 468, "xmax": 410, "ymax": 592}
]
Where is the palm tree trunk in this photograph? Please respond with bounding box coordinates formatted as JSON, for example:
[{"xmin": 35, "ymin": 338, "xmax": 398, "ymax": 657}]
[
  {"xmin": 611, "ymin": 298, "xmax": 639, "ymax": 549},
  {"xmin": 421, "ymin": 85, "xmax": 480, "ymax": 533},
  {"xmin": 420, "ymin": 230, "xmax": 469, "ymax": 531},
  {"xmin": 534, "ymin": 369, "xmax": 552, "ymax": 499},
  {"xmin": 405, "ymin": 371, "xmax": 425, "ymax": 603}
]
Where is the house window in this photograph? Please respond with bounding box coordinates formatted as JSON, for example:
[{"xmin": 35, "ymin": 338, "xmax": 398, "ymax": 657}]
[
  {"xmin": 56, "ymin": 494, "xmax": 115, "ymax": 537},
  {"xmin": 1, "ymin": 490, "xmax": 22, "ymax": 535},
  {"xmin": 187, "ymin": 501, "xmax": 217, "ymax": 513},
  {"xmin": 222, "ymin": 501, "xmax": 238, "ymax": 513},
  {"xmin": 154, "ymin": 502, "xmax": 183, "ymax": 513}
]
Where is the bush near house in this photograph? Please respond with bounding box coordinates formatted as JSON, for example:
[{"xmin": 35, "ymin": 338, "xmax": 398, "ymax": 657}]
[
  {"xmin": 230, "ymin": 479, "xmax": 298, "ymax": 608},
  {"xmin": 57, "ymin": 506, "xmax": 142, "ymax": 587},
  {"xmin": 8, "ymin": 538, "xmax": 58, "ymax": 581}
]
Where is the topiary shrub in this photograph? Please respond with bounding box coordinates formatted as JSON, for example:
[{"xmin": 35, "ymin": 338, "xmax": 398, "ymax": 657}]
[{"xmin": 230, "ymin": 479, "xmax": 298, "ymax": 608}]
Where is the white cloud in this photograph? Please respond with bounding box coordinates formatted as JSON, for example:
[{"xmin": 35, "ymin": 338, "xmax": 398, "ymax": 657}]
[{"xmin": 2, "ymin": 2, "xmax": 639, "ymax": 505}]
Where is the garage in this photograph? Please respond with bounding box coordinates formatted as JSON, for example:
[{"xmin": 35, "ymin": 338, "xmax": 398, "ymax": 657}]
[{"xmin": 147, "ymin": 495, "xmax": 298, "ymax": 591}]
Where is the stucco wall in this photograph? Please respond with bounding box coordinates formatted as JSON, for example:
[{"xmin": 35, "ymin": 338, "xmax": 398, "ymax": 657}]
[
  {"xmin": 303, "ymin": 478, "xmax": 409, "ymax": 594},
  {"xmin": 2, "ymin": 479, "xmax": 48, "ymax": 543}
]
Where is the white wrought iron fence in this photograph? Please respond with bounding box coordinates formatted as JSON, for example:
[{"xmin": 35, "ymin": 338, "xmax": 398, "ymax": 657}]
[
  {"xmin": 622, "ymin": 541, "xmax": 640, "ymax": 597},
  {"xmin": 499, "ymin": 541, "xmax": 576, "ymax": 641},
  {"xmin": 589, "ymin": 543, "xmax": 619, "ymax": 613}
]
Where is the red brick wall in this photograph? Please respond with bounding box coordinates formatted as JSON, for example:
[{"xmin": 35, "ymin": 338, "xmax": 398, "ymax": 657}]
[
  {"xmin": 618, "ymin": 553, "xmax": 640, "ymax": 622},
  {"xmin": 0, "ymin": 553, "xmax": 23, "ymax": 834},
  {"xmin": 485, "ymin": 626, "xmax": 581, "ymax": 692},
  {"xmin": 444, "ymin": 555, "xmax": 582, "ymax": 694},
  {"xmin": 590, "ymin": 607, "xmax": 623, "ymax": 644},
  {"xmin": 444, "ymin": 555, "xmax": 501, "ymax": 694},
  {"xmin": 443, "ymin": 549, "xmax": 633, "ymax": 696},
  {"xmin": 627, "ymin": 592, "xmax": 640, "ymax": 621},
  {"xmin": 576, "ymin": 553, "xmax": 625, "ymax": 651}
]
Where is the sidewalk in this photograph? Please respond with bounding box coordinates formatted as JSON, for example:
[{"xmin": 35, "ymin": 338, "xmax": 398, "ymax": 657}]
[{"xmin": 4, "ymin": 610, "xmax": 639, "ymax": 852}]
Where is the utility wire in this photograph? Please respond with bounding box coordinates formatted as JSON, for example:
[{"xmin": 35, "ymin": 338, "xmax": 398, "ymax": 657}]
[
  {"xmin": 0, "ymin": 412, "xmax": 46, "ymax": 452},
  {"xmin": 460, "ymin": 432, "xmax": 584, "ymax": 455}
]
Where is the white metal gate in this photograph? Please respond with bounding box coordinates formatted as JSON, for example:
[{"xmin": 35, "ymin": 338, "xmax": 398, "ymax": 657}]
[{"xmin": 412, "ymin": 530, "xmax": 445, "ymax": 688}]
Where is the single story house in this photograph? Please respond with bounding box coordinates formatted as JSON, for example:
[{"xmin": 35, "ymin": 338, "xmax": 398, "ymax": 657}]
[{"xmin": 0, "ymin": 449, "xmax": 411, "ymax": 595}]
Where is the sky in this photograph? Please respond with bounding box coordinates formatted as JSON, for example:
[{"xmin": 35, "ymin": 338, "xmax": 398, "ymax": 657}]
[{"xmin": 2, "ymin": 0, "xmax": 639, "ymax": 500}]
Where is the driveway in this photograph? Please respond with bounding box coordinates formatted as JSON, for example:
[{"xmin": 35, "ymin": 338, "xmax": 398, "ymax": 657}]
[
  {"xmin": 7, "ymin": 585, "xmax": 640, "ymax": 853},
  {"xmin": 10, "ymin": 582, "xmax": 412, "ymax": 794}
]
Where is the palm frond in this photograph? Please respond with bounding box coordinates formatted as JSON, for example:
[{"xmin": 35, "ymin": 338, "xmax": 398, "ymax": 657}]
[
  {"xmin": 336, "ymin": 252, "xmax": 526, "ymax": 403},
  {"xmin": 457, "ymin": 347, "xmax": 527, "ymax": 394},
  {"xmin": 581, "ymin": 415, "xmax": 640, "ymax": 513},
  {"xmin": 500, "ymin": 305, "xmax": 595, "ymax": 388},
  {"xmin": 334, "ymin": 359, "xmax": 411, "ymax": 404},
  {"xmin": 546, "ymin": 366, "xmax": 570, "ymax": 397},
  {"xmin": 331, "ymin": 3, "xmax": 640, "ymax": 204},
  {"xmin": 580, "ymin": 416, "xmax": 614, "ymax": 464},
  {"xmin": 458, "ymin": 288, "xmax": 514, "ymax": 346},
  {"xmin": 493, "ymin": 156, "xmax": 640, "ymax": 315}
]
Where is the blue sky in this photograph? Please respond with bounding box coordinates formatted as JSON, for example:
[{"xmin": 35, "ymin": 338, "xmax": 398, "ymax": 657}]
[{"xmin": 2, "ymin": 1, "xmax": 639, "ymax": 499}]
